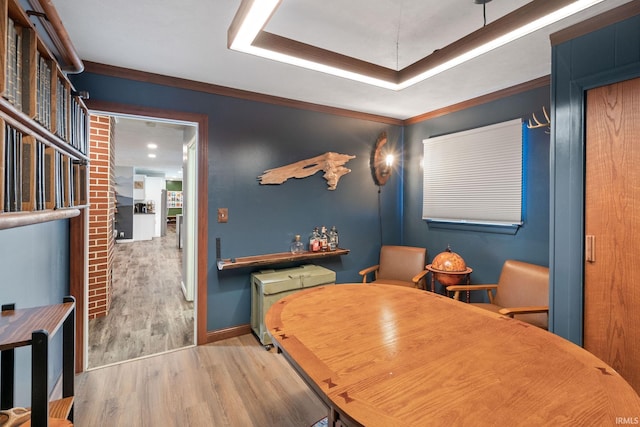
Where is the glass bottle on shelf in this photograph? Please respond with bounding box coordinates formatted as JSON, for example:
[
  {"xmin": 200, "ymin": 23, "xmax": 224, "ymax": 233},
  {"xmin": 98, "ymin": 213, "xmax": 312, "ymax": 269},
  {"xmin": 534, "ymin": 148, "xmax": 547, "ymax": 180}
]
[
  {"xmin": 320, "ymin": 226, "xmax": 329, "ymax": 252},
  {"xmin": 328, "ymin": 225, "xmax": 338, "ymax": 251},
  {"xmin": 309, "ymin": 227, "xmax": 320, "ymax": 252},
  {"xmin": 290, "ymin": 234, "xmax": 304, "ymax": 254}
]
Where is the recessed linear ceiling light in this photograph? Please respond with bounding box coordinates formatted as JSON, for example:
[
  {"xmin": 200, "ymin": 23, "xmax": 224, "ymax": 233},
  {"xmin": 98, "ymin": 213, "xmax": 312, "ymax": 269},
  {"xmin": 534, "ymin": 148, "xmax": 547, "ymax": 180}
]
[
  {"xmin": 228, "ymin": 0, "xmax": 605, "ymax": 91},
  {"xmin": 147, "ymin": 143, "xmax": 157, "ymax": 149}
]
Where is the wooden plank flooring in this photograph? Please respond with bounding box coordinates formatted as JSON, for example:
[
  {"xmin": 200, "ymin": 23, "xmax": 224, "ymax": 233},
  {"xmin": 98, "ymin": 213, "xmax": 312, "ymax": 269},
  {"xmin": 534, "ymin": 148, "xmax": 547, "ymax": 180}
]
[
  {"xmin": 88, "ymin": 224, "xmax": 194, "ymax": 368},
  {"xmin": 75, "ymin": 334, "xmax": 327, "ymax": 426}
]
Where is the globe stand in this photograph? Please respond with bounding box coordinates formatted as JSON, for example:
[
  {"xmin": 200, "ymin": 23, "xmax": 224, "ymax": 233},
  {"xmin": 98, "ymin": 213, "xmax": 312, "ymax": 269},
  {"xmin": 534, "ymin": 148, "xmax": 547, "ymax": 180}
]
[{"xmin": 426, "ymin": 265, "xmax": 473, "ymax": 302}]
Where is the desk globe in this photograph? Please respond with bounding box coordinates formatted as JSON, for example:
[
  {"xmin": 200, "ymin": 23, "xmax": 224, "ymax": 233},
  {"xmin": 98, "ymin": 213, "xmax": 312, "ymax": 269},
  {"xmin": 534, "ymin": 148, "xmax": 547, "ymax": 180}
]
[
  {"xmin": 431, "ymin": 246, "xmax": 467, "ymax": 284},
  {"xmin": 426, "ymin": 246, "xmax": 473, "ymax": 293}
]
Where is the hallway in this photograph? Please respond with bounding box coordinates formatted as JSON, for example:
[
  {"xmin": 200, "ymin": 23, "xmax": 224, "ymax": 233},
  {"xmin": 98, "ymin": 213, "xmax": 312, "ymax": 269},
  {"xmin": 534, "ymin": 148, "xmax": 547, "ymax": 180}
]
[{"xmin": 87, "ymin": 223, "xmax": 194, "ymax": 368}]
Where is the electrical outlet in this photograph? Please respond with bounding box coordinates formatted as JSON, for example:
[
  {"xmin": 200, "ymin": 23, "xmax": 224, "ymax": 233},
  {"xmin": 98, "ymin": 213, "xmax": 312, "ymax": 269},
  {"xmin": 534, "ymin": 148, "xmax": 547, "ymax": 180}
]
[{"xmin": 218, "ymin": 208, "xmax": 228, "ymax": 223}]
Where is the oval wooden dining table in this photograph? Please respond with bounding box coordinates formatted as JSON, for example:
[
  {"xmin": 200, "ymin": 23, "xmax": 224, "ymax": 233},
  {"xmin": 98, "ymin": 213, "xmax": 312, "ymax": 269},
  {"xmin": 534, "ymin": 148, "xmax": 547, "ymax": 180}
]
[{"xmin": 265, "ymin": 284, "xmax": 640, "ymax": 427}]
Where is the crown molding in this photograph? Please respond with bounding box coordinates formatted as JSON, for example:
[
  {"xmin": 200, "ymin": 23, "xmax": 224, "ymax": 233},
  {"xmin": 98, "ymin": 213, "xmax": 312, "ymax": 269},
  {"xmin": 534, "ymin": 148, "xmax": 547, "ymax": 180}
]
[
  {"xmin": 550, "ymin": 0, "xmax": 640, "ymax": 45},
  {"xmin": 82, "ymin": 61, "xmax": 403, "ymax": 125},
  {"xmin": 404, "ymin": 75, "xmax": 551, "ymax": 125},
  {"xmin": 82, "ymin": 62, "xmax": 549, "ymax": 127}
]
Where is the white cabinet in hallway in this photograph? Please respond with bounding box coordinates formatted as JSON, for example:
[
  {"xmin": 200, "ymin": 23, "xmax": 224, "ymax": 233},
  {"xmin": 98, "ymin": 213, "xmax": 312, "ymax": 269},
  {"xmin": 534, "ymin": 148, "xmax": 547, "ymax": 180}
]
[
  {"xmin": 144, "ymin": 176, "xmax": 166, "ymax": 237},
  {"xmin": 133, "ymin": 214, "xmax": 155, "ymax": 241}
]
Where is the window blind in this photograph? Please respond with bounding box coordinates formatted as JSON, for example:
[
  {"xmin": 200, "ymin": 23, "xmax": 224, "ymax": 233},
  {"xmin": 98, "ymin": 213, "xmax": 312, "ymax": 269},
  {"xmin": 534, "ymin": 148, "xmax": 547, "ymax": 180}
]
[{"xmin": 422, "ymin": 119, "xmax": 523, "ymax": 226}]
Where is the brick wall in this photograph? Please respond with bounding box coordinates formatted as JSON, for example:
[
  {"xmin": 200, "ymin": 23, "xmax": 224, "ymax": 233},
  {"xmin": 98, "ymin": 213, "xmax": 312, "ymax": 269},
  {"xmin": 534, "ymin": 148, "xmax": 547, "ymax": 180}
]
[{"xmin": 88, "ymin": 114, "xmax": 115, "ymax": 319}]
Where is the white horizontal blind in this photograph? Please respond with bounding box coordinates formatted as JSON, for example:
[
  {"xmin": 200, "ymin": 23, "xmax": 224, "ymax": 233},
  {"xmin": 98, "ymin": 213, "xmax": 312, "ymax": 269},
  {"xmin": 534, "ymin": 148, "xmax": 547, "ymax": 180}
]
[{"xmin": 422, "ymin": 119, "xmax": 523, "ymax": 225}]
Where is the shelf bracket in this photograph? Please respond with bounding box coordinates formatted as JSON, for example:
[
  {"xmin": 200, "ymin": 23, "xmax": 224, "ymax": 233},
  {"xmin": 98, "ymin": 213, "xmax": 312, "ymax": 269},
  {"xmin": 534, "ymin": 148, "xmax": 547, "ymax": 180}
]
[{"xmin": 26, "ymin": 10, "xmax": 48, "ymax": 20}]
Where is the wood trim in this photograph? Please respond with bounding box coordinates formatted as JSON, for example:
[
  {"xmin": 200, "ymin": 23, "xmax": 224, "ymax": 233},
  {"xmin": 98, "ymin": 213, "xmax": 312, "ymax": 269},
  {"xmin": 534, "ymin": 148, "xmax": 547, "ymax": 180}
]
[
  {"xmin": 217, "ymin": 248, "xmax": 349, "ymax": 271},
  {"xmin": 232, "ymin": 0, "xmax": 570, "ymax": 87},
  {"xmin": 82, "ymin": 61, "xmax": 548, "ymax": 127},
  {"xmin": 401, "ymin": 0, "xmax": 571, "ymax": 81},
  {"xmin": 403, "ymin": 75, "xmax": 551, "ymax": 125},
  {"xmin": 206, "ymin": 324, "xmax": 252, "ymax": 343},
  {"xmin": 227, "ymin": 0, "xmax": 274, "ymax": 50},
  {"xmin": 83, "ymin": 99, "xmax": 209, "ymax": 348},
  {"xmin": 68, "ymin": 209, "xmax": 85, "ymax": 373},
  {"xmin": 550, "ymin": 1, "xmax": 640, "ymax": 46},
  {"xmin": 254, "ymin": 31, "xmax": 397, "ymax": 83},
  {"xmin": 87, "ymin": 99, "xmax": 203, "ymax": 125},
  {"xmin": 82, "ymin": 61, "xmax": 403, "ymax": 126},
  {"xmin": 25, "ymin": 0, "xmax": 83, "ymax": 73},
  {"xmin": 196, "ymin": 113, "xmax": 208, "ymax": 346}
]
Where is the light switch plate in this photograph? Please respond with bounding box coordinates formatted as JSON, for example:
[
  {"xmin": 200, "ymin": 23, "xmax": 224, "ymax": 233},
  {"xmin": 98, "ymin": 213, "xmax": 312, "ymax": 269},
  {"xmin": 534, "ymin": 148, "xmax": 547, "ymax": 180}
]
[{"xmin": 218, "ymin": 208, "xmax": 228, "ymax": 223}]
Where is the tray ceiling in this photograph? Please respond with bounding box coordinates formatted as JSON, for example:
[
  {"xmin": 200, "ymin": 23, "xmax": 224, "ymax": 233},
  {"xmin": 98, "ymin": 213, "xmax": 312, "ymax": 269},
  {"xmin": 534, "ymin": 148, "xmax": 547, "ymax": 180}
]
[{"xmin": 51, "ymin": 0, "xmax": 632, "ymax": 119}]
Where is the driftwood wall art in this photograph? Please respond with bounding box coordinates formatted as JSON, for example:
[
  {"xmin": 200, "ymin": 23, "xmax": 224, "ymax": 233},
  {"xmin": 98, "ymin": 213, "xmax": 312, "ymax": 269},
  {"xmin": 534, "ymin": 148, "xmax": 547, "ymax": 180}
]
[{"xmin": 258, "ymin": 152, "xmax": 356, "ymax": 190}]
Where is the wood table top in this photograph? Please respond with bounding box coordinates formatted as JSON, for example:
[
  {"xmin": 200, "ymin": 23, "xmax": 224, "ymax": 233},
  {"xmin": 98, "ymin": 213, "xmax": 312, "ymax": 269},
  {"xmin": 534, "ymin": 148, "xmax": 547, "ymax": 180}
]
[{"xmin": 265, "ymin": 284, "xmax": 640, "ymax": 426}]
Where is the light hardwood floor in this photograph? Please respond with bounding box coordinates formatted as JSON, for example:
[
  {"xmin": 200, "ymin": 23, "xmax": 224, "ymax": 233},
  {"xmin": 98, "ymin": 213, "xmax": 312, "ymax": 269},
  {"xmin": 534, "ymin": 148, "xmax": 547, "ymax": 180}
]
[
  {"xmin": 75, "ymin": 334, "xmax": 327, "ymax": 426},
  {"xmin": 88, "ymin": 223, "xmax": 194, "ymax": 368}
]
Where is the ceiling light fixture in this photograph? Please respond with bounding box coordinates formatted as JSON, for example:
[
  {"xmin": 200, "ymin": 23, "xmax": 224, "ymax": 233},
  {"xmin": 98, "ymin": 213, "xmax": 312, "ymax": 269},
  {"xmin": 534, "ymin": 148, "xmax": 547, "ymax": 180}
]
[
  {"xmin": 474, "ymin": 0, "xmax": 492, "ymax": 27},
  {"xmin": 229, "ymin": 0, "xmax": 398, "ymax": 90},
  {"xmin": 228, "ymin": 0, "xmax": 605, "ymax": 90},
  {"xmin": 147, "ymin": 143, "xmax": 157, "ymax": 149},
  {"xmin": 148, "ymin": 153, "xmax": 156, "ymax": 158},
  {"xmin": 229, "ymin": 0, "xmax": 281, "ymax": 48}
]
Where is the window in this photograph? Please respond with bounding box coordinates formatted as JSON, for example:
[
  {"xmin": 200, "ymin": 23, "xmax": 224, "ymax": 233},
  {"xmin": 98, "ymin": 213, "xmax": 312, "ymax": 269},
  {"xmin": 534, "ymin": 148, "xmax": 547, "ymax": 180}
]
[{"xmin": 422, "ymin": 119, "xmax": 523, "ymax": 229}]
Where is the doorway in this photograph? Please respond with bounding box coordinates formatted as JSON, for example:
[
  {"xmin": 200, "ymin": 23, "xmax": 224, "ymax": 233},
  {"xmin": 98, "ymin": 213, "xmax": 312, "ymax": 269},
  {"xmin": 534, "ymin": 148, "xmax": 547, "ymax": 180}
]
[
  {"xmin": 87, "ymin": 113, "xmax": 197, "ymax": 368},
  {"xmin": 81, "ymin": 103, "xmax": 208, "ymax": 371},
  {"xmin": 584, "ymin": 76, "xmax": 640, "ymax": 393}
]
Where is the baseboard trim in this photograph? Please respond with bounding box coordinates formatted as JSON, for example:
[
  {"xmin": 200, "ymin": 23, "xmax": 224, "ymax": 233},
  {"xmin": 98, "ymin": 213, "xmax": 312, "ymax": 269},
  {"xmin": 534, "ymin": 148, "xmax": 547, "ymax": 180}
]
[{"xmin": 206, "ymin": 324, "xmax": 252, "ymax": 343}]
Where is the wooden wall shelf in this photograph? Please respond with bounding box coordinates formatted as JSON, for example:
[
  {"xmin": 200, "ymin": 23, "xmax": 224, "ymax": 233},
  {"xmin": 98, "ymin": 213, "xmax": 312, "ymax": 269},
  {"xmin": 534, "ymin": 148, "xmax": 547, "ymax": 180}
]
[
  {"xmin": 217, "ymin": 248, "xmax": 350, "ymax": 271},
  {"xmin": 0, "ymin": 297, "xmax": 75, "ymax": 425}
]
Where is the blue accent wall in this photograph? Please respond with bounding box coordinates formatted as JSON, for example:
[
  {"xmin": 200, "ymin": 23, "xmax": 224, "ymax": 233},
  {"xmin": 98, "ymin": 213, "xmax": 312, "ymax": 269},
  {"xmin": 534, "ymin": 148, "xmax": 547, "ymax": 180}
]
[
  {"xmin": 69, "ymin": 71, "xmax": 554, "ymax": 329},
  {"xmin": 0, "ymin": 50, "xmax": 552, "ymax": 409},
  {"xmin": 0, "ymin": 220, "xmax": 69, "ymax": 406},
  {"xmin": 70, "ymin": 72, "xmax": 403, "ymax": 331},
  {"xmin": 551, "ymin": 13, "xmax": 640, "ymax": 344},
  {"xmin": 402, "ymin": 86, "xmax": 551, "ymax": 291}
]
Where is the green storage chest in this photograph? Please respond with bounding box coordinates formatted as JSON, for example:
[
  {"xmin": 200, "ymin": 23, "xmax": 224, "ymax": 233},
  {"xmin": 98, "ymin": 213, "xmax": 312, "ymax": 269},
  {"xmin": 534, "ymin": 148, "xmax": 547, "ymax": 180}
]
[{"xmin": 251, "ymin": 264, "xmax": 335, "ymax": 348}]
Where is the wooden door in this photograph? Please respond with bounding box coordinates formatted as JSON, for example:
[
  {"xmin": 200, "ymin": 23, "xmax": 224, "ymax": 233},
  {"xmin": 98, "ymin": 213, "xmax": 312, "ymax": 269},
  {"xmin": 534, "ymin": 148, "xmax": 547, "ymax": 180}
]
[{"xmin": 585, "ymin": 77, "xmax": 640, "ymax": 394}]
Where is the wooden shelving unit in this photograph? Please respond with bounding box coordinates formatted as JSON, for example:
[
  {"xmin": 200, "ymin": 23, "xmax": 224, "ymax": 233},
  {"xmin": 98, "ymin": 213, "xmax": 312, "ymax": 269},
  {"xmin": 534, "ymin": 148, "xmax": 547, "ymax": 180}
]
[
  {"xmin": 217, "ymin": 248, "xmax": 350, "ymax": 270},
  {"xmin": 0, "ymin": 297, "xmax": 75, "ymax": 425},
  {"xmin": 0, "ymin": 0, "xmax": 89, "ymax": 230}
]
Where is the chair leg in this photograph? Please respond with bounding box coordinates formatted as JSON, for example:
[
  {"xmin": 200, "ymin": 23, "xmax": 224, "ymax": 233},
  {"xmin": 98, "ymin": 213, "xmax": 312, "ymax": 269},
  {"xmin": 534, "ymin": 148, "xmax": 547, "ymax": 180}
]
[{"xmin": 486, "ymin": 290, "xmax": 494, "ymax": 304}]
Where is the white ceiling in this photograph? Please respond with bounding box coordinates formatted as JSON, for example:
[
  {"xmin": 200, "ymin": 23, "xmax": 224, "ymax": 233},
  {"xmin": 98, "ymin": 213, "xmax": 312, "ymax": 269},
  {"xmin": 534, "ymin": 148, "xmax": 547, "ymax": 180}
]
[
  {"xmin": 263, "ymin": 0, "xmax": 529, "ymax": 73},
  {"xmin": 49, "ymin": 0, "xmax": 632, "ymax": 174},
  {"xmin": 111, "ymin": 115, "xmax": 194, "ymax": 179}
]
